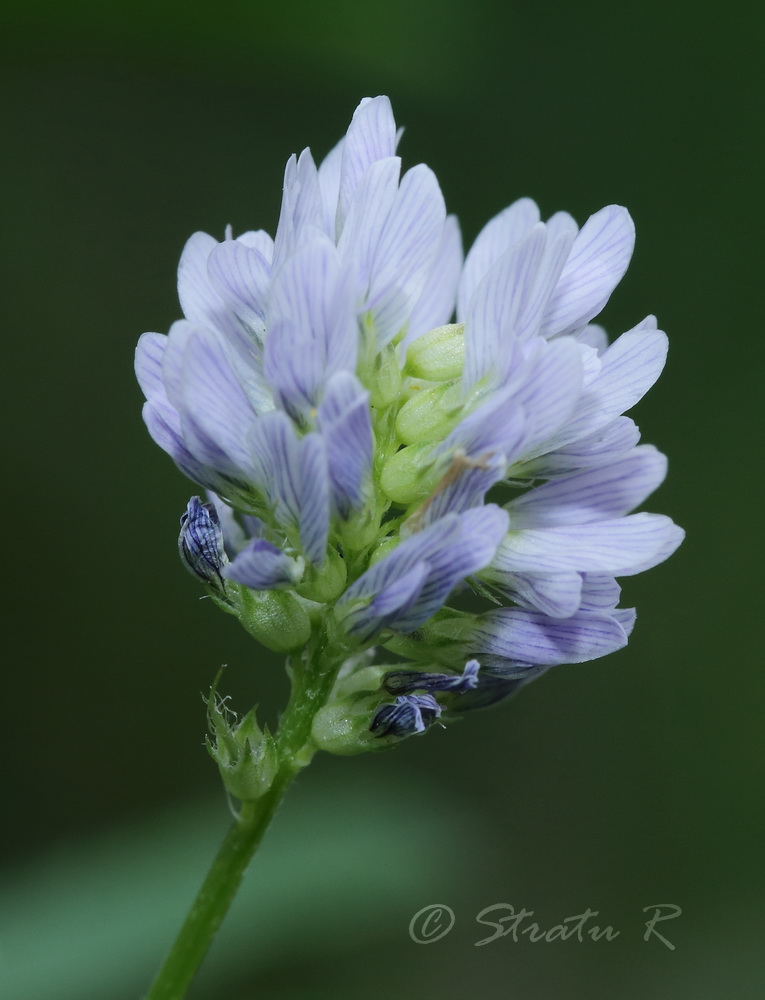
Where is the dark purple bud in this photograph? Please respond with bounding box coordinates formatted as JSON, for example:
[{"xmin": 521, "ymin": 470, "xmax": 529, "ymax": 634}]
[
  {"xmin": 383, "ymin": 659, "xmax": 480, "ymax": 696},
  {"xmin": 179, "ymin": 496, "xmax": 228, "ymax": 590},
  {"xmin": 370, "ymin": 693, "xmax": 441, "ymax": 739}
]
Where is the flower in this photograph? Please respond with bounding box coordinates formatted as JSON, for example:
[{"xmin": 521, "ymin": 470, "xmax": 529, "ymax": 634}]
[{"xmin": 136, "ymin": 96, "xmax": 683, "ymax": 748}]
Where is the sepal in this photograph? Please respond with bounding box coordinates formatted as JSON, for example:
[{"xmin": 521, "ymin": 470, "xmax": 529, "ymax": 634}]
[
  {"xmin": 206, "ymin": 683, "xmax": 278, "ymax": 801},
  {"xmin": 217, "ymin": 584, "xmax": 312, "ymax": 652}
]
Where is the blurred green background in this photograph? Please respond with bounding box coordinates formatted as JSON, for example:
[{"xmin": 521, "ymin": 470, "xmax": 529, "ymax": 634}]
[{"xmin": 3, "ymin": 0, "xmax": 763, "ymax": 997}]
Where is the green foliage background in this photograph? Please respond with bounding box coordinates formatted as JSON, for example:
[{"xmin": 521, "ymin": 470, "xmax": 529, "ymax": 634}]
[{"xmin": 3, "ymin": 1, "xmax": 763, "ymax": 997}]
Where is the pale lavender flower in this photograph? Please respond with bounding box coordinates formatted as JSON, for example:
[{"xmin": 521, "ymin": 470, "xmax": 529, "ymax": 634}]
[{"xmin": 137, "ymin": 96, "xmax": 683, "ymax": 747}]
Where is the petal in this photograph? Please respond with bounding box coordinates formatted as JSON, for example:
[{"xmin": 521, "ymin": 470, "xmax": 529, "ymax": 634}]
[
  {"xmin": 249, "ymin": 410, "xmax": 302, "ymax": 531},
  {"xmin": 264, "ymin": 239, "xmax": 359, "ymax": 418},
  {"xmin": 297, "ymin": 432, "xmax": 330, "ymax": 565},
  {"xmin": 517, "ymin": 416, "xmax": 641, "ymax": 478},
  {"xmin": 508, "ymin": 337, "xmax": 583, "ymax": 457},
  {"xmin": 577, "ymin": 323, "xmax": 609, "ymax": 353},
  {"xmin": 493, "ymin": 513, "xmax": 684, "ymax": 575},
  {"xmin": 177, "ymin": 232, "xmax": 241, "ymax": 342},
  {"xmin": 468, "ymin": 607, "xmax": 630, "ymax": 665},
  {"xmin": 483, "ymin": 570, "xmax": 584, "ymax": 618},
  {"xmin": 344, "ymin": 562, "xmax": 429, "ymax": 642},
  {"xmin": 272, "ymin": 148, "xmax": 325, "ymax": 268},
  {"xmin": 234, "ymin": 229, "xmax": 274, "ymax": 263},
  {"xmin": 207, "ymin": 239, "xmax": 271, "ymax": 343},
  {"xmin": 338, "ymin": 96, "xmax": 398, "ymax": 232},
  {"xmin": 317, "ymin": 371, "xmax": 373, "ymax": 517},
  {"xmin": 365, "ymin": 163, "xmax": 447, "ymax": 345},
  {"xmin": 135, "ymin": 331, "xmax": 169, "ymax": 403},
  {"xmin": 172, "ymin": 326, "xmax": 257, "ymax": 478},
  {"xmin": 540, "ymin": 205, "xmax": 635, "ymax": 338},
  {"xmin": 419, "ymin": 452, "xmax": 507, "ymax": 522},
  {"xmin": 404, "ymin": 214, "xmax": 463, "ymax": 344},
  {"xmin": 580, "ymin": 573, "xmax": 621, "ymax": 611},
  {"xmin": 225, "ymin": 538, "xmax": 304, "ymax": 590},
  {"xmin": 457, "ymin": 197, "xmax": 541, "ymax": 321},
  {"xmin": 506, "ymin": 445, "xmax": 668, "ymax": 527},
  {"xmin": 463, "ymin": 224, "xmax": 547, "ymax": 389},
  {"xmin": 317, "ymin": 136, "xmax": 344, "ymax": 239},
  {"xmin": 536, "ymin": 321, "xmax": 668, "ymax": 453}
]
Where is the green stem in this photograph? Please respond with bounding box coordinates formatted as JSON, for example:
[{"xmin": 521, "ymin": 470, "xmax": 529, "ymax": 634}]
[
  {"xmin": 144, "ymin": 777, "xmax": 292, "ymax": 1000},
  {"xmin": 145, "ymin": 633, "xmax": 343, "ymax": 1000}
]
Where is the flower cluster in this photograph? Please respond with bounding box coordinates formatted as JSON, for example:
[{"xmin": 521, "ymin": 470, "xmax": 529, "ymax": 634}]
[{"xmin": 136, "ymin": 96, "xmax": 682, "ymax": 753}]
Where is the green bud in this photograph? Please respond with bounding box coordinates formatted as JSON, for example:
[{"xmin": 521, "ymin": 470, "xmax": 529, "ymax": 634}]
[
  {"xmin": 395, "ymin": 379, "xmax": 464, "ymax": 445},
  {"xmin": 404, "ymin": 323, "xmax": 465, "ymax": 381},
  {"xmin": 368, "ymin": 536, "xmax": 399, "ymax": 567},
  {"xmin": 206, "ymin": 692, "xmax": 278, "ymax": 800},
  {"xmin": 237, "ymin": 587, "xmax": 312, "ymax": 652},
  {"xmin": 296, "ymin": 548, "xmax": 347, "ymax": 603},
  {"xmin": 379, "ymin": 442, "xmax": 440, "ymax": 505},
  {"xmin": 311, "ymin": 692, "xmax": 385, "ymax": 756},
  {"xmin": 368, "ymin": 343, "xmax": 402, "ymax": 409},
  {"xmin": 341, "ymin": 501, "xmax": 384, "ymax": 551}
]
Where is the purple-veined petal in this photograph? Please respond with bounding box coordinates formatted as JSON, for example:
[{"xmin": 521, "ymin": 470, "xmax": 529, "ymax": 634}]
[
  {"xmin": 343, "ymin": 562, "xmax": 429, "ymax": 642},
  {"xmin": 177, "ymin": 232, "xmax": 241, "ymax": 343},
  {"xmin": 517, "ymin": 416, "xmax": 641, "ymax": 478},
  {"xmin": 506, "ymin": 445, "xmax": 668, "ymax": 527},
  {"xmin": 468, "ymin": 607, "xmax": 630, "ymax": 665},
  {"xmin": 249, "ymin": 410, "xmax": 302, "ymax": 532},
  {"xmin": 272, "ymin": 148, "xmax": 325, "ymax": 269},
  {"xmin": 483, "ymin": 570, "xmax": 584, "ymax": 619},
  {"xmin": 317, "ymin": 136, "xmax": 344, "ymax": 239},
  {"xmin": 135, "ymin": 331, "xmax": 169, "ymax": 403},
  {"xmin": 338, "ymin": 506, "xmax": 507, "ymax": 639},
  {"xmin": 337, "ymin": 156, "xmax": 401, "ymax": 288},
  {"xmin": 508, "ymin": 337, "xmax": 583, "ymax": 458},
  {"xmin": 493, "ymin": 513, "xmax": 684, "ymax": 575},
  {"xmin": 418, "ymin": 452, "xmax": 507, "ymax": 523},
  {"xmin": 297, "ymin": 432, "xmax": 330, "ymax": 565},
  {"xmin": 370, "ymin": 692, "xmax": 441, "ymax": 738},
  {"xmin": 404, "ymin": 214, "xmax": 463, "ymax": 344},
  {"xmin": 540, "ymin": 205, "xmax": 635, "ymax": 338},
  {"xmin": 580, "ymin": 573, "xmax": 621, "ymax": 611},
  {"xmin": 234, "ymin": 229, "xmax": 274, "ymax": 262},
  {"xmin": 317, "ymin": 371, "xmax": 373, "ymax": 517},
  {"xmin": 225, "ymin": 538, "xmax": 304, "ymax": 590},
  {"xmin": 207, "ymin": 238, "xmax": 271, "ymax": 343},
  {"xmin": 463, "ymin": 224, "xmax": 547, "ymax": 389},
  {"xmin": 535, "ymin": 319, "xmax": 668, "ymax": 453},
  {"xmin": 366, "ymin": 163, "xmax": 447, "ymax": 346},
  {"xmin": 338, "ymin": 96, "xmax": 397, "ymax": 232},
  {"xmin": 264, "ymin": 238, "xmax": 359, "ymax": 419},
  {"xmin": 577, "ymin": 323, "xmax": 609, "ymax": 353},
  {"xmin": 393, "ymin": 506, "xmax": 508, "ymax": 631},
  {"xmin": 457, "ymin": 197, "xmax": 541, "ymax": 321}
]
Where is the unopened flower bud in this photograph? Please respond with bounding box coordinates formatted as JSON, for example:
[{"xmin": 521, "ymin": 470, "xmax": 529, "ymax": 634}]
[
  {"xmin": 296, "ymin": 547, "xmax": 347, "ymax": 602},
  {"xmin": 370, "ymin": 693, "xmax": 441, "ymax": 738},
  {"xmin": 395, "ymin": 379, "xmax": 465, "ymax": 445},
  {"xmin": 179, "ymin": 497, "xmax": 228, "ymax": 590},
  {"xmin": 404, "ymin": 323, "xmax": 465, "ymax": 381},
  {"xmin": 379, "ymin": 442, "xmax": 439, "ymax": 505}
]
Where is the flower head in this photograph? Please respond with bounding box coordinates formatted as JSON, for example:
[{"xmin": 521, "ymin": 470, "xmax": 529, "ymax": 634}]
[{"xmin": 137, "ymin": 96, "xmax": 683, "ymax": 750}]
